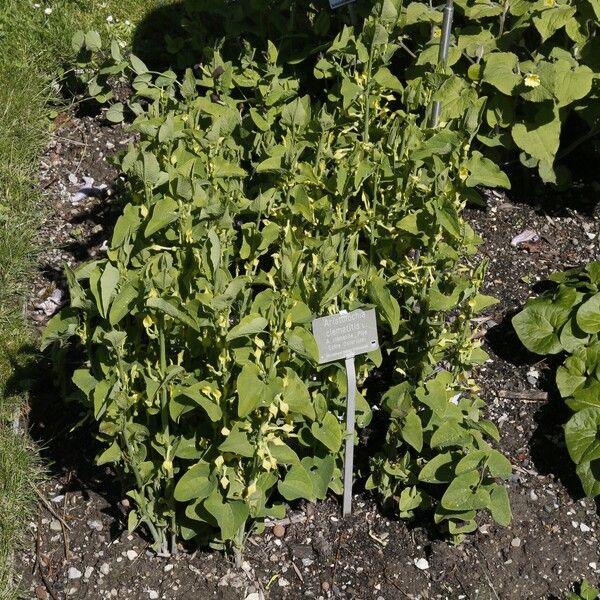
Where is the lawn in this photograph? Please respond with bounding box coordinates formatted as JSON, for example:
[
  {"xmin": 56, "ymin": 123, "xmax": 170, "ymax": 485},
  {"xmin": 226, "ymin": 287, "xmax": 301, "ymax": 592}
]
[{"xmin": 0, "ymin": 2, "xmax": 159, "ymax": 596}]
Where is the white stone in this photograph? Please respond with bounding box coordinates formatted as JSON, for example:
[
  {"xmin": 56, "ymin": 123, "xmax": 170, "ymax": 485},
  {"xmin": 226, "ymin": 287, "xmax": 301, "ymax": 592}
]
[
  {"xmin": 99, "ymin": 562, "xmax": 110, "ymax": 576},
  {"xmin": 50, "ymin": 520, "xmax": 62, "ymax": 532},
  {"xmin": 126, "ymin": 550, "xmax": 138, "ymax": 561},
  {"xmin": 84, "ymin": 566, "xmax": 94, "ymax": 579},
  {"xmin": 278, "ymin": 577, "xmax": 289, "ymax": 587},
  {"xmin": 148, "ymin": 591, "xmax": 159, "ymax": 600},
  {"xmin": 68, "ymin": 567, "xmax": 82, "ymax": 579},
  {"xmin": 580, "ymin": 523, "xmax": 591, "ymax": 533},
  {"xmin": 414, "ymin": 558, "xmax": 429, "ymax": 570}
]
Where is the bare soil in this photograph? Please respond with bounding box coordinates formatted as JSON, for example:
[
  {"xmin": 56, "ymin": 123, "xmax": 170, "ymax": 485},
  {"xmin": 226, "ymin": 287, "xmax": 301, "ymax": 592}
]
[{"xmin": 15, "ymin": 107, "xmax": 600, "ymax": 600}]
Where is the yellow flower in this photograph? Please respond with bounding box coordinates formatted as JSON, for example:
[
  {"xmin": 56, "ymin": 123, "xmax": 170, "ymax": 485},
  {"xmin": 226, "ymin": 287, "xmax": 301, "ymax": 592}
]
[
  {"xmin": 220, "ymin": 475, "xmax": 229, "ymax": 489},
  {"xmin": 162, "ymin": 459, "xmax": 173, "ymax": 472},
  {"xmin": 544, "ymin": 0, "xmax": 556, "ymax": 7},
  {"xmin": 143, "ymin": 315, "xmax": 154, "ymax": 328},
  {"xmin": 524, "ymin": 73, "xmax": 541, "ymax": 88},
  {"xmin": 458, "ymin": 167, "xmax": 469, "ymax": 182}
]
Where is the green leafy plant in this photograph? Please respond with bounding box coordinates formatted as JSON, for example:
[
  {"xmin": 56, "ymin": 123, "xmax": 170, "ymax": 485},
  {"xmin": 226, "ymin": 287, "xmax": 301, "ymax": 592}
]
[
  {"xmin": 44, "ymin": 0, "xmax": 511, "ymax": 558},
  {"xmin": 568, "ymin": 579, "xmax": 600, "ymax": 600},
  {"xmin": 383, "ymin": 0, "xmax": 600, "ymax": 185},
  {"xmin": 513, "ymin": 261, "xmax": 600, "ymax": 498}
]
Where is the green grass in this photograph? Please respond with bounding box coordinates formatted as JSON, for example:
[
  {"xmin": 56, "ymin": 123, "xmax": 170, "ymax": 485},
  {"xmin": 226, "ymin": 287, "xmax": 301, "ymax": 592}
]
[{"xmin": 0, "ymin": 1, "xmax": 161, "ymax": 596}]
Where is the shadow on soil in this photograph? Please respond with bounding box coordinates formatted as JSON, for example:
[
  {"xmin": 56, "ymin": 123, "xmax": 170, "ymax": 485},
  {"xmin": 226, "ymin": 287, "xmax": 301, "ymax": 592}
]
[
  {"xmin": 4, "ymin": 342, "xmax": 129, "ymax": 540},
  {"xmin": 485, "ymin": 312, "xmax": 585, "ymax": 501}
]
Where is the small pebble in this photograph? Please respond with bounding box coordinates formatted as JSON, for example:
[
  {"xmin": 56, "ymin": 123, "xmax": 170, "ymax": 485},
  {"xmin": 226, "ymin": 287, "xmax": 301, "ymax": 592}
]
[
  {"xmin": 580, "ymin": 523, "xmax": 591, "ymax": 533},
  {"xmin": 164, "ymin": 564, "xmax": 174, "ymax": 573},
  {"xmin": 35, "ymin": 585, "xmax": 48, "ymax": 599},
  {"xmin": 68, "ymin": 567, "xmax": 82, "ymax": 579},
  {"xmin": 590, "ymin": 562, "xmax": 597, "ymax": 570},
  {"xmin": 127, "ymin": 550, "xmax": 138, "ymax": 561},
  {"xmin": 148, "ymin": 591, "xmax": 159, "ymax": 600},
  {"xmin": 278, "ymin": 577, "xmax": 289, "ymax": 587},
  {"xmin": 84, "ymin": 566, "xmax": 94, "ymax": 579},
  {"xmin": 273, "ymin": 524, "xmax": 285, "ymax": 538},
  {"xmin": 414, "ymin": 558, "xmax": 429, "ymax": 570},
  {"xmin": 529, "ymin": 490, "xmax": 538, "ymax": 501},
  {"xmin": 100, "ymin": 562, "xmax": 110, "ymax": 575},
  {"xmin": 87, "ymin": 519, "xmax": 103, "ymax": 532},
  {"xmin": 50, "ymin": 519, "xmax": 62, "ymax": 532},
  {"xmin": 511, "ymin": 537, "xmax": 521, "ymax": 548},
  {"xmin": 321, "ymin": 581, "xmax": 331, "ymax": 592}
]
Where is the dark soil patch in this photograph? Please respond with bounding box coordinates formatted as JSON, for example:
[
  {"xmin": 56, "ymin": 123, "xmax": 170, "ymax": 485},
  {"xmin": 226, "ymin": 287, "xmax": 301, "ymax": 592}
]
[{"xmin": 15, "ymin": 107, "xmax": 600, "ymax": 600}]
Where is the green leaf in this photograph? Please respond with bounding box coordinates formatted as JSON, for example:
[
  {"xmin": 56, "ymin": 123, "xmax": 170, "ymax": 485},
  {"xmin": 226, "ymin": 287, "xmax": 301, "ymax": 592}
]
[
  {"xmin": 463, "ymin": 151, "xmax": 511, "ymax": 189},
  {"xmin": 430, "ymin": 420, "xmax": 471, "ymax": 448},
  {"xmin": 97, "ymin": 441, "xmax": 120, "ymax": 465},
  {"xmin": 109, "ymin": 281, "xmax": 138, "ymax": 326},
  {"xmin": 236, "ymin": 364, "xmax": 266, "ymax": 418},
  {"xmin": 41, "ymin": 308, "xmax": 79, "ymax": 350},
  {"xmin": 419, "ymin": 452, "xmax": 456, "ymax": 483},
  {"xmin": 277, "ymin": 463, "xmax": 314, "ymax": 501},
  {"xmin": 84, "ymin": 30, "xmax": 102, "ymax": 52},
  {"xmin": 532, "ymin": 4, "xmax": 576, "ymax": 41},
  {"xmin": 145, "ymin": 197, "xmax": 179, "ymax": 237},
  {"xmin": 106, "ymin": 102, "xmax": 124, "ymax": 123},
  {"xmin": 180, "ymin": 384, "xmax": 222, "ymax": 421},
  {"xmin": 268, "ymin": 441, "xmax": 300, "ymax": 465},
  {"xmin": 575, "ymin": 459, "xmax": 600, "ymax": 498},
  {"xmin": 146, "ymin": 297, "xmax": 199, "ymax": 331},
  {"xmin": 512, "ymin": 302, "xmax": 564, "ymax": 355},
  {"xmin": 368, "ymin": 276, "xmax": 400, "ymax": 334},
  {"xmin": 285, "ymin": 327, "xmax": 319, "ymax": 362},
  {"xmin": 71, "ymin": 30, "xmax": 85, "ymax": 52},
  {"xmin": 212, "ymin": 157, "xmax": 246, "ymax": 178},
  {"xmin": 565, "ymin": 408, "xmax": 600, "ymax": 465},
  {"xmin": 203, "ymin": 490, "xmax": 249, "ymax": 541},
  {"xmin": 482, "ymin": 52, "xmax": 521, "ymax": 95},
  {"xmin": 577, "ymin": 294, "xmax": 600, "ymax": 333},
  {"xmin": 218, "ymin": 428, "xmax": 255, "ymax": 458},
  {"xmin": 311, "ymin": 412, "xmax": 342, "ymax": 452},
  {"xmin": 511, "ymin": 106, "xmax": 561, "ymax": 184},
  {"xmin": 99, "ymin": 262, "xmax": 119, "ymax": 318},
  {"xmin": 487, "ymin": 449, "xmax": 512, "ymax": 478},
  {"xmin": 130, "ymin": 54, "xmax": 149, "ymax": 75},
  {"xmin": 441, "ymin": 470, "xmax": 489, "ymax": 511},
  {"xmin": 402, "ymin": 409, "xmax": 423, "ymax": 452},
  {"xmin": 283, "ymin": 368, "xmax": 315, "ymax": 420},
  {"xmin": 302, "ymin": 455, "xmax": 334, "ymax": 499},
  {"xmin": 226, "ymin": 314, "xmax": 268, "ymax": 341},
  {"xmin": 174, "ymin": 461, "xmax": 215, "ymax": 502},
  {"xmin": 556, "ymin": 361, "xmax": 587, "ymax": 398},
  {"xmin": 489, "ymin": 485, "xmax": 512, "ymax": 526}
]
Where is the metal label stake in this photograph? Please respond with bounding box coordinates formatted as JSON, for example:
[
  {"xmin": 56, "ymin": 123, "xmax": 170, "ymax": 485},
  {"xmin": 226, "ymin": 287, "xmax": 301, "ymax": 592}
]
[
  {"xmin": 430, "ymin": 0, "xmax": 455, "ymax": 128},
  {"xmin": 343, "ymin": 355, "xmax": 357, "ymax": 515},
  {"xmin": 312, "ymin": 308, "xmax": 379, "ymax": 516}
]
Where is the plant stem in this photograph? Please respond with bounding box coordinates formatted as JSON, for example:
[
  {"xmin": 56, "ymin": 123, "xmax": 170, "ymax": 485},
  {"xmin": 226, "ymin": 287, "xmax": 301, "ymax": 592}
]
[{"xmin": 499, "ymin": 1, "xmax": 510, "ymax": 37}]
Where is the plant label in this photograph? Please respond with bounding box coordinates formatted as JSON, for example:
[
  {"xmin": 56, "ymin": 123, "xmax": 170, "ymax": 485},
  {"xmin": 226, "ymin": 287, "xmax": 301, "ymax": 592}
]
[
  {"xmin": 312, "ymin": 308, "xmax": 379, "ymax": 364},
  {"xmin": 312, "ymin": 309, "xmax": 379, "ymax": 516},
  {"xmin": 328, "ymin": 0, "xmax": 355, "ymax": 9}
]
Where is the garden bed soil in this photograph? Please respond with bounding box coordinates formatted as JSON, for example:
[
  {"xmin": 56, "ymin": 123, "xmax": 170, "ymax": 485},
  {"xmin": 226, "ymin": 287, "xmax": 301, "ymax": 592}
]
[{"xmin": 15, "ymin": 107, "xmax": 600, "ymax": 600}]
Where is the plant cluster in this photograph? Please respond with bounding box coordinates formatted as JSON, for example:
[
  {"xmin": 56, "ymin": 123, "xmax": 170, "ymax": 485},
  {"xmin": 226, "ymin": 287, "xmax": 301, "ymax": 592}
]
[
  {"xmin": 45, "ymin": 0, "xmax": 513, "ymax": 558},
  {"xmin": 513, "ymin": 261, "xmax": 600, "ymax": 499},
  {"xmin": 396, "ymin": 0, "xmax": 600, "ymax": 185}
]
